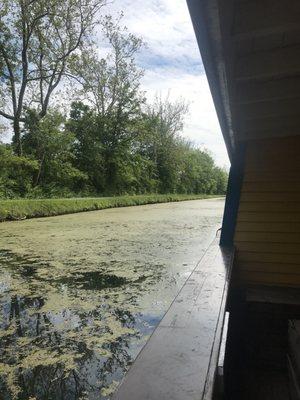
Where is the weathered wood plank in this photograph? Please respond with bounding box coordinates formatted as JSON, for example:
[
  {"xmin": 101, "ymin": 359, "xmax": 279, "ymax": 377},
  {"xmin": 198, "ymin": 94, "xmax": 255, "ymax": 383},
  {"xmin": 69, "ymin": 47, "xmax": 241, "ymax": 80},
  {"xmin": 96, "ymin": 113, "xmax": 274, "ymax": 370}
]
[
  {"xmin": 244, "ymin": 136, "xmax": 300, "ymax": 169},
  {"xmin": 246, "ymin": 286, "xmax": 300, "ymax": 305},
  {"xmin": 235, "ymin": 231, "xmax": 300, "ymax": 243},
  {"xmin": 237, "ymin": 251, "xmax": 300, "ymax": 265},
  {"xmin": 240, "ymin": 192, "xmax": 300, "ymax": 202},
  {"xmin": 238, "ymin": 212, "xmax": 300, "ymax": 223},
  {"xmin": 236, "ymin": 221, "xmax": 300, "ymax": 233},
  {"xmin": 237, "ymin": 132, "xmax": 300, "ymax": 290},
  {"xmin": 237, "ymin": 261, "xmax": 300, "ymax": 274},
  {"xmin": 235, "ymin": 242, "xmax": 300, "ymax": 255},
  {"xmin": 236, "ymin": 270, "xmax": 300, "ymax": 286},
  {"xmin": 244, "ymin": 165, "xmax": 300, "ymax": 176},
  {"xmin": 239, "ymin": 119, "xmax": 300, "ymax": 141},
  {"xmin": 236, "ymin": 76, "xmax": 300, "ymax": 105},
  {"xmin": 238, "ymin": 202, "xmax": 300, "ymax": 213},
  {"xmin": 240, "ymin": 114, "xmax": 300, "ymax": 134},
  {"xmin": 233, "ymin": 0, "xmax": 300, "ymax": 39},
  {"xmin": 236, "ymin": 45, "xmax": 300, "ymax": 82},
  {"xmin": 243, "ymin": 171, "xmax": 300, "ymax": 182},
  {"xmin": 112, "ymin": 239, "xmax": 234, "ymax": 400},
  {"xmin": 237, "ymin": 98, "xmax": 300, "ymax": 121},
  {"xmin": 243, "ymin": 181, "xmax": 300, "ymax": 193},
  {"xmin": 239, "ymin": 127, "xmax": 300, "ymax": 141}
]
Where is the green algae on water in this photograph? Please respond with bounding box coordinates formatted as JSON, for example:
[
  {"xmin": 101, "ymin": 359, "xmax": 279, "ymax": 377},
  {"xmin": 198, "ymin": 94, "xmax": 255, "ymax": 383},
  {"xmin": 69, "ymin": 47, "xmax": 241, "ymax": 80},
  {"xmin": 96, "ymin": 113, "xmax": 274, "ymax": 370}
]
[{"xmin": 0, "ymin": 199, "xmax": 224, "ymax": 399}]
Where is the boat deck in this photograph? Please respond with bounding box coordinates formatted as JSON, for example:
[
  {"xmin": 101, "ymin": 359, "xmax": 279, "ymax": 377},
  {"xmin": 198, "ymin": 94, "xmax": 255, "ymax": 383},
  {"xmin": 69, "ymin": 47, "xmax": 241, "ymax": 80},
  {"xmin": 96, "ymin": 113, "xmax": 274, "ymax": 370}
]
[{"xmin": 113, "ymin": 237, "xmax": 234, "ymax": 400}]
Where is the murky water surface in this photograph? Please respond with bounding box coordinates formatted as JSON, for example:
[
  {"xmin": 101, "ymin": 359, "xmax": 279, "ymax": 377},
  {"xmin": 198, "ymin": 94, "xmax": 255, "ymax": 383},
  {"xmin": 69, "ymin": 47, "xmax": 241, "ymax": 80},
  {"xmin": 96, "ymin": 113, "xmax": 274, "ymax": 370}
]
[{"xmin": 0, "ymin": 199, "xmax": 224, "ymax": 399}]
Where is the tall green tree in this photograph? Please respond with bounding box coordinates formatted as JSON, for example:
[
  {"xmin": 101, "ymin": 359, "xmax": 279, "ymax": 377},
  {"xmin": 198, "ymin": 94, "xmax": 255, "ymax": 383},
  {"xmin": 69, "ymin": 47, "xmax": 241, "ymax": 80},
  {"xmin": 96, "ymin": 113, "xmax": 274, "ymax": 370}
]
[
  {"xmin": 0, "ymin": 0, "xmax": 106, "ymax": 155},
  {"xmin": 70, "ymin": 16, "xmax": 145, "ymax": 193},
  {"xmin": 67, "ymin": 101, "xmax": 106, "ymax": 192},
  {"xmin": 145, "ymin": 95, "xmax": 189, "ymax": 192},
  {"xmin": 22, "ymin": 109, "xmax": 87, "ymax": 195}
]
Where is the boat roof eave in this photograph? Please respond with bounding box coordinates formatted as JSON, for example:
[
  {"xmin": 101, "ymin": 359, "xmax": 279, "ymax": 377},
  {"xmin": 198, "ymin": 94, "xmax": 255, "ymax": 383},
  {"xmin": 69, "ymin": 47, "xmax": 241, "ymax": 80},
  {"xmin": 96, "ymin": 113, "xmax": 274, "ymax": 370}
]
[{"xmin": 186, "ymin": 0, "xmax": 236, "ymax": 164}]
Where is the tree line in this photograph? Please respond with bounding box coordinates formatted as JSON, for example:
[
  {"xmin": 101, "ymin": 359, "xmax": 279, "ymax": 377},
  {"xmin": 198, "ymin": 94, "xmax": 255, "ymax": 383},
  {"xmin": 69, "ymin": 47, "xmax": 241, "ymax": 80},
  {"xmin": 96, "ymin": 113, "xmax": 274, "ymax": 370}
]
[{"xmin": 0, "ymin": 1, "xmax": 227, "ymax": 198}]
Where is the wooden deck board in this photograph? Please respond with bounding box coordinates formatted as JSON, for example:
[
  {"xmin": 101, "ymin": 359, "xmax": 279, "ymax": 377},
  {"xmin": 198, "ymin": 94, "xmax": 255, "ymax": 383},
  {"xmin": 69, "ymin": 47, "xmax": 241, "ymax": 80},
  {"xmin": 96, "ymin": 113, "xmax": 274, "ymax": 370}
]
[{"xmin": 113, "ymin": 238, "xmax": 234, "ymax": 400}]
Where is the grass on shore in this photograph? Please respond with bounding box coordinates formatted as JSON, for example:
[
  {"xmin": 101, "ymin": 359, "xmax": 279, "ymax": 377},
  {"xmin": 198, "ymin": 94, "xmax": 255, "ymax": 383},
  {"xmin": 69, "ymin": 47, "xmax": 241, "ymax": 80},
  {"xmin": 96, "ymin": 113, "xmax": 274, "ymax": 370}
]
[{"xmin": 0, "ymin": 194, "xmax": 223, "ymax": 222}]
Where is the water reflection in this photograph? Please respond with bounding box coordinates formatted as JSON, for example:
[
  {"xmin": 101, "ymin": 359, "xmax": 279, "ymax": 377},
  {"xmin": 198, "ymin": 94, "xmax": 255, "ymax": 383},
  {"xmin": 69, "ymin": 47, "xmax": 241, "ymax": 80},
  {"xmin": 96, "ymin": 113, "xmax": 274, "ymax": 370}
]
[
  {"xmin": 0, "ymin": 251, "xmax": 161, "ymax": 400},
  {"xmin": 60, "ymin": 271, "xmax": 129, "ymax": 291},
  {"xmin": 0, "ymin": 199, "xmax": 225, "ymax": 399}
]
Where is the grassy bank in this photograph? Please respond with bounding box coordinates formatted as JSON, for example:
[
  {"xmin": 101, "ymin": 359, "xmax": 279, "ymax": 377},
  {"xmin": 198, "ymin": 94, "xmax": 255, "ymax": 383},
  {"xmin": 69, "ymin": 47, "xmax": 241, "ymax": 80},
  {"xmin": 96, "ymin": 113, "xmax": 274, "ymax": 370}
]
[{"xmin": 0, "ymin": 194, "xmax": 223, "ymax": 222}]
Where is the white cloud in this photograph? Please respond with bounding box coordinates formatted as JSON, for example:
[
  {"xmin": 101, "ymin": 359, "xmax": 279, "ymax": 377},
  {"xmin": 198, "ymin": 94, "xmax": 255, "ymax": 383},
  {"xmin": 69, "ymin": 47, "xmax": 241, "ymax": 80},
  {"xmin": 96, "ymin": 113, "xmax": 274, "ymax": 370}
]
[{"xmin": 107, "ymin": 0, "xmax": 229, "ymax": 167}]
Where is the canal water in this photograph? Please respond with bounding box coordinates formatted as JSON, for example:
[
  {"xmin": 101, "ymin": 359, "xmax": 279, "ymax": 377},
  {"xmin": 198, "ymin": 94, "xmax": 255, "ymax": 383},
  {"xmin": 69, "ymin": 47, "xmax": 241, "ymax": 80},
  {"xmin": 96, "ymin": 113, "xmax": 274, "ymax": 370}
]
[{"xmin": 0, "ymin": 198, "xmax": 224, "ymax": 400}]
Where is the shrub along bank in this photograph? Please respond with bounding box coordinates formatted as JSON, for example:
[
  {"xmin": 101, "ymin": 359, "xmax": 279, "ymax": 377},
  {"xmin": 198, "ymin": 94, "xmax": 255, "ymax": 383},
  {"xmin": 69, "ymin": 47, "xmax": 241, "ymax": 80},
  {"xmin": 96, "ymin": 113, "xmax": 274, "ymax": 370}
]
[{"xmin": 0, "ymin": 194, "xmax": 223, "ymax": 222}]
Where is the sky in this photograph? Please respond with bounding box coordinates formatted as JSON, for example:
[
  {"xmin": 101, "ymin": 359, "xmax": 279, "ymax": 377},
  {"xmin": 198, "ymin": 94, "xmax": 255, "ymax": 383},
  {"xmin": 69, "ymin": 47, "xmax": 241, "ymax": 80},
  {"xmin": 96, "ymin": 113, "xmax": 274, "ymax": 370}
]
[
  {"xmin": 1, "ymin": 0, "xmax": 229, "ymax": 167},
  {"xmin": 108, "ymin": 0, "xmax": 229, "ymax": 167}
]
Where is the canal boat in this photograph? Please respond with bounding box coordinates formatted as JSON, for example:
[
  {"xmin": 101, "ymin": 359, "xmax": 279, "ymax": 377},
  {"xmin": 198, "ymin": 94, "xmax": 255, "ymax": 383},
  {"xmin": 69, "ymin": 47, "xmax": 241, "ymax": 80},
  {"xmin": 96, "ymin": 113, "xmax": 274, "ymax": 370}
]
[{"xmin": 113, "ymin": 1, "xmax": 300, "ymax": 399}]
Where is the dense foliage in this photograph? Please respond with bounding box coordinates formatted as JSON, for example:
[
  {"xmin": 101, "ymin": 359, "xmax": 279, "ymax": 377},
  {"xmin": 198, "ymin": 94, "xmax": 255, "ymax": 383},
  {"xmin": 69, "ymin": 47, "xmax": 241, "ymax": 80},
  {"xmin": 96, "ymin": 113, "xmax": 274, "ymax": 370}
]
[
  {"xmin": 0, "ymin": 4, "xmax": 227, "ymax": 199},
  {"xmin": 0, "ymin": 97, "xmax": 227, "ymax": 198}
]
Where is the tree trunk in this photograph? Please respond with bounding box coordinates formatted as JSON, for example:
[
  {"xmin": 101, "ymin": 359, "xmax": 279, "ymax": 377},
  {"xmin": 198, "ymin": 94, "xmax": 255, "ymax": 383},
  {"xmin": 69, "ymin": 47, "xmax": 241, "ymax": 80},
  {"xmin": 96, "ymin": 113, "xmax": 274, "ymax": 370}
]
[
  {"xmin": 13, "ymin": 119, "xmax": 22, "ymax": 156},
  {"xmin": 34, "ymin": 153, "xmax": 45, "ymax": 187}
]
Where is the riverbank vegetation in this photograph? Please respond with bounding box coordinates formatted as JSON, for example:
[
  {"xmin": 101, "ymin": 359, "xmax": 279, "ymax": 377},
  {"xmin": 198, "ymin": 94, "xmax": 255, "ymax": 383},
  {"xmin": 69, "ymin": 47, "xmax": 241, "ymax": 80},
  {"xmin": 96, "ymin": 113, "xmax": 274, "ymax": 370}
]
[
  {"xmin": 0, "ymin": 1, "xmax": 227, "ymax": 201},
  {"xmin": 0, "ymin": 194, "xmax": 221, "ymax": 221}
]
